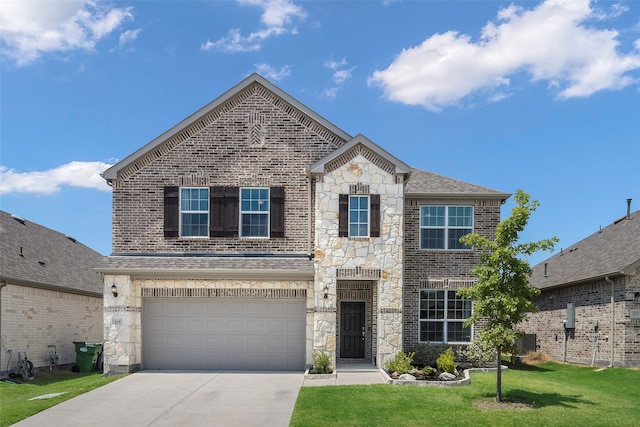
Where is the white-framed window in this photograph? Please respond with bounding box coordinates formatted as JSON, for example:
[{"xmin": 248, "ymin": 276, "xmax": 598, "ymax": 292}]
[
  {"xmin": 180, "ymin": 187, "xmax": 209, "ymax": 237},
  {"xmin": 420, "ymin": 206, "xmax": 473, "ymax": 250},
  {"xmin": 240, "ymin": 187, "xmax": 269, "ymax": 237},
  {"xmin": 419, "ymin": 290, "xmax": 472, "ymax": 343},
  {"xmin": 349, "ymin": 195, "xmax": 370, "ymax": 237}
]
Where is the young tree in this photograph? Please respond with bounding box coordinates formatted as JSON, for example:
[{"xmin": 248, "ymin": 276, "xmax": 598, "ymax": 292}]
[{"xmin": 458, "ymin": 190, "xmax": 558, "ymax": 402}]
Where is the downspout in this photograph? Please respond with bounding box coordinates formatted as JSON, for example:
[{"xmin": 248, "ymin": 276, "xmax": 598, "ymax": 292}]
[
  {"xmin": 605, "ymin": 275, "xmax": 615, "ymax": 367},
  {"xmin": 306, "ymin": 168, "xmax": 313, "ymax": 259},
  {"xmin": 0, "ymin": 279, "xmax": 7, "ymax": 373}
]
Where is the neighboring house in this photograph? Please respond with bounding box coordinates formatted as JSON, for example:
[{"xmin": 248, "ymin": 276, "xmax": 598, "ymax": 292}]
[
  {"xmin": 97, "ymin": 73, "xmax": 509, "ymax": 374},
  {"xmin": 521, "ymin": 203, "xmax": 640, "ymax": 367},
  {"xmin": 0, "ymin": 211, "xmax": 104, "ymax": 376}
]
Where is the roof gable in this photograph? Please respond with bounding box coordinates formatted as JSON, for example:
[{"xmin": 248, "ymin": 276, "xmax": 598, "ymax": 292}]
[
  {"xmin": 0, "ymin": 211, "xmax": 104, "ymax": 295},
  {"xmin": 103, "ymin": 73, "xmax": 352, "ymax": 182},
  {"xmin": 405, "ymin": 168, "xmax": 510, "ymax": 200},
  {"xmin": 310, "ymin": 134, "xmax": 411, "ymax": 176},
  {"xmin": 531, "ymin": 210, "xmax": 640, "ymax": 289}
]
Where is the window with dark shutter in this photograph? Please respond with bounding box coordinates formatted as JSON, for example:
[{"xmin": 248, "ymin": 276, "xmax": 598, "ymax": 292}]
[
  {"xmin": 270, "ymin": 186, "xmax": 285, "ymax": 238},
  {"xmin": 370, "ymin": 194, "xmax": 380, "ymax": 237},
  {"xmin": 338, "ymin": 194, "xmax": 349, "ymax": 237},
  {"xmin": 223, "ymin": 186, "xmax": 239, "ymax": 236},
  {"xmin": 164, "ymin": 186, "xmax": 179, "ymax": 238}
]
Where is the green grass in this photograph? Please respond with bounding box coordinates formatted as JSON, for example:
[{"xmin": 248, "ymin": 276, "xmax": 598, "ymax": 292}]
[
  {"xmin": 0, "ymin": 371, "xmax": 124, "ymax": 427},
  {"xmin": 291, "ymin": 362, "xmax": 640, "ymax": 427}
]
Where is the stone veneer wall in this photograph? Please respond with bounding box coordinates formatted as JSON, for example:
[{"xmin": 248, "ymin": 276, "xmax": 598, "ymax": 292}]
[
  {"xmin": 102, "ymin": 275, "xmax": 313, "ymax": 374},
  {"xmin": 314, "ymin": 153, "xmax": 404, "ymax": 368},
  {"xmin": 402, "ymin": 198, "xmax": 502, "ymax": 351},
  {"xmin": 1, "ymin": 283, "xmax": 102, "ymax": 375},
  {"xmin": 520, "ymin": 275, "xmax": 640, "ymax": 367},
  {"xmin": 110, "ymin": 83, "xmax": 346, "ymax": 255}
]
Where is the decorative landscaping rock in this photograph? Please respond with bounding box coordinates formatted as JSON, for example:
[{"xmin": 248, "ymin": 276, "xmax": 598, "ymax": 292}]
[
  {"xmin": 438, "ymin": 372, "xmax": 457, "ymax": 381},
  {"xmin": 398, "ymin": 374, "xmax": 416, "ymax": 381}
]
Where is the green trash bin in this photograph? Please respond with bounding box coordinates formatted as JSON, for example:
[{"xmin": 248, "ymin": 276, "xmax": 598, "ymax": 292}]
[{"xmin": 75, "ymin": 343, "xmax": 99, "ymax": 372}]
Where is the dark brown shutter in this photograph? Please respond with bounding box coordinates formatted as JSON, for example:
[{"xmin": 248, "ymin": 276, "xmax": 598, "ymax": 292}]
[
  {"xmin": 270, "ymin": 186, "xmax": 285, "ymax": 238},
  {"xmin": 339, "ymin": 194, "xmax": 349, "ymax": 237},
  {"xmin": 164, "ymin": 186, "xmax": 179, "ymax": 238},
  {"xmin": 370, "ymin": 194, "xmax": 380, "ymax": 237},
  {"xmin": 210, "ymin": 186, "xmax": 225, "ymax": 237},
  {"xmin": 223, "ymin": 186, "xmax": 239, "ymax": 237}
]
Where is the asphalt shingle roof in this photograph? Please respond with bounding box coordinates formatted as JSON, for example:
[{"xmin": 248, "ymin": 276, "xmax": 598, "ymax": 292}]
[
  {"xmin": 0, "ymin": 210, "xmax": 104, "ymax": 295},
  {"xmin": 405, "ymin": 168, "xmax": 510, "ymax": 199},
  {"xmin": 96, "ymin": 255, "xmax": 314, "ymax": 279},
  {"xmin": 530, "ymin": 210, "xmax": 640, "ymax": 289}
]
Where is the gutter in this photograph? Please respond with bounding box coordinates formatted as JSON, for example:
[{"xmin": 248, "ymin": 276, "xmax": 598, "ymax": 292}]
[{"xmin": 0, "ymin": 275, "xmax": 102, "ymax": 298}]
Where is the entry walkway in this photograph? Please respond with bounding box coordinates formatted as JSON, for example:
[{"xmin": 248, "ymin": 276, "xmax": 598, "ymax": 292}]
[{"xmin": 302, "ymin": 363, "xmax": 387, "ymax": 387}]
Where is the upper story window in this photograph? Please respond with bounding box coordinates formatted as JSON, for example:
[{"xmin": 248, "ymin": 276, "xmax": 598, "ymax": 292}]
[
  {"xmin": 349, "ymin": 195, "xmax": 370, "ymax": 237},
  {"xmin": 180, "ymin": 187, "xmax": 209, "ymax": 237},
  {"xmin": 164, "ymin": 186, "xmax": 284, "ymax": 239},
  {"xmin": 419, "ymin": 290, "xmax": 472, "ymax": 343},
  {"xmin": 420, "ymin": 206, "xmax": 473, "ymax": 250},
  {"xmin": 240, "ymin": 187, "xmax": 270, "ymax": 238},
  {"xmin": 339, "ymin": 193, "xmax": 380, "ymax": 238}
]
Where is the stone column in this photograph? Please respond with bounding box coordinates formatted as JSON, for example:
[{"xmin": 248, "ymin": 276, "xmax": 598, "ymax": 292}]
[{"xmin": 103, "ymin": 274, "xmax": 141, "ymax": 375}]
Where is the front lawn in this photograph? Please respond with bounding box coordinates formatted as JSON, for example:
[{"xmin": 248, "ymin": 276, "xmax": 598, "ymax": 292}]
[
  {"xmin": 291, "ymin": 362, "xmax": 640, "ymax": 427},
  {"xmin": 0, "ymin": 371, "xmax": 124, "ymax": 427}
]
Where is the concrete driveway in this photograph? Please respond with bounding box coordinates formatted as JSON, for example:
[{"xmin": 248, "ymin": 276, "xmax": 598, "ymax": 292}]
[{"xmin": 14, "ymin": 371, "xmax": 304, "ymax": 427}]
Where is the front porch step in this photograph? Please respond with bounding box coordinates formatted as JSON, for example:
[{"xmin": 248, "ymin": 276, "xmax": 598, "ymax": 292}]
[{"xmin": 336, "ymin": 364, "xmax": 379, "ymax": 373}]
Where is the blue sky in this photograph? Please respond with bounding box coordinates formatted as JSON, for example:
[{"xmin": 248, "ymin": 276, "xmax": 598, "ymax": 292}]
[{"xmin": 1, "ymin": 0, "xmax": 639, "ymax": 267}]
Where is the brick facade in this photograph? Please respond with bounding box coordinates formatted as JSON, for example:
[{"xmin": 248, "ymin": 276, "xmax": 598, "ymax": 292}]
[
  {"xmin": 520, "ymin": 275, "xmax": 640, "ymax": 367},
  {"xmin": 402, "ymin": 198, "xmax": 502, "ymax": 351},
  {"xmin": 111, "ymin": 83, "xmax": 346, "ymax": 255},
  {"xmin": 1, "ymin": 283, "xmax": 103, "ymax": 375}
]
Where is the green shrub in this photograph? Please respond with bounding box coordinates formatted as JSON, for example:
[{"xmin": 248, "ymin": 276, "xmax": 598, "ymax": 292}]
[
  {"xmin": 462, "ymin": 336, "xmax": 496, "ymax": 368},
  {"xmin": 385, "ymin": 350, "xmax": 415, "ymax": 374},
  {"xmin": 436, "ymin": 347, "xmax": 456, "ymax": 374},
  {"xmin": 413, "ymin": 343, "xmax": 439, "ymax": 366},
  {"xmin": 312, "ymin": 352, "xmax": 333, "ymax": 374}
]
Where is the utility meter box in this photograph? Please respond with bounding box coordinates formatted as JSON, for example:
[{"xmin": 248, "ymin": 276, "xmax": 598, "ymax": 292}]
[{"xmin": 565, "ymin": 303, "xmax": 576, "ymax": 329}]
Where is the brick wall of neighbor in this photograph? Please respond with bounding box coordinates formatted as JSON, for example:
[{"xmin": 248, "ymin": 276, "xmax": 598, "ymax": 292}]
[
  {"xmin": 111, "ymin": 83, "xmax": 347, "ymax": 254},
  {"xmin": 520, "ymin": 275, "xmax": 640, "ymax": 367},
  {"xmin": 402, "ymin": 198, "xmax": 502, "ymax": 350},
  {"xmin": 1, "ymin": 283, "xmax": 103, "ymax": 375}
]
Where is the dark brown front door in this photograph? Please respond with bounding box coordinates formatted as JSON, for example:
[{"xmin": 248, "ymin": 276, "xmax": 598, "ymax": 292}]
[{"xmin": 340, "ymin": 302, "xmax": 365, "ymax": 358}]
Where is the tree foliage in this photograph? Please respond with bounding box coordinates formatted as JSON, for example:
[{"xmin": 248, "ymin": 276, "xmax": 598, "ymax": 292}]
[{"xmin": 458, "ymin": 189, "xmax": 558, "ymax": 401}]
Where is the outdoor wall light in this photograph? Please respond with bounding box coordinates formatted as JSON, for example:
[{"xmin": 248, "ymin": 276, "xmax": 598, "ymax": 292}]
[
  {"xmin": 111, "ymin": 284, "xmax": 118, "ymax": 298},
  {"xmin": 323, "ymin": 285, "xmax": 329, "ymax": 299},
  {"xmin": 635, "ymin": 292, "xmax": 640, "ymax": 304}
]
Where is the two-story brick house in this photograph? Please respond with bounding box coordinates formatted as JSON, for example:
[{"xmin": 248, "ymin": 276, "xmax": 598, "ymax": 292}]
[{"xmin": 97, "ymin": 74, "xmax": 509, "ymax": 374}]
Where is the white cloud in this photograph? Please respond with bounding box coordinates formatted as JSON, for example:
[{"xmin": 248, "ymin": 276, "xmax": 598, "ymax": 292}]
[
  {"xmin": 0, "ymin": 161, "xmax": 113, "ymax": 195},
  {"xmin": 0, "ymin": 0, "xmax": 134, "ymax": 66},
  {"xmin": 118, "ymin": 28, "xmax": 141, "ymax": 50},
  {"xmin": 324, "ymin": 58, "xmax": 347, "ymax": 70},
  {"xmin": 254, "ymin": 63, "xmax": 291, "ymax": 80},
  {"xmin": 369, "ymin": 0, "xmax": 640, "ymax": 111},
  {"xmin": 202, "ymin": 0, "xmax": 305, "ymax": 52},
  {"xmin": 321, "ymin": 87, "xmax": 341, "ymax": 99}
]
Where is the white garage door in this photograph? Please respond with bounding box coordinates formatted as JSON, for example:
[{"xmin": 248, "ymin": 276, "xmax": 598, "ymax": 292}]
[{"xmin": 143, "ymin": 298, "xmax": 305, "ymax": 370}]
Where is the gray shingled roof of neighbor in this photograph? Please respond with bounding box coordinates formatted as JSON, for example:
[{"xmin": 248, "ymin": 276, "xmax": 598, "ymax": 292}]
[
  {"xmin": 530, "ymin": 210, "xmax": 640, "ymax": 290},
  {"xmin": 0, "ymin": 210, "xmax": 104, "ymax": 296},
  {"xmin": 405, "ymin": 168, "xmax": 511, "ymax": 200},
  {"xmin": 96, "ymin": 255, "xmax": 315, "ymax": 280}
]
